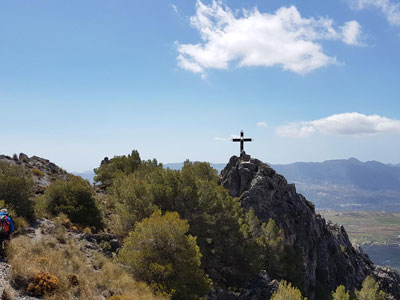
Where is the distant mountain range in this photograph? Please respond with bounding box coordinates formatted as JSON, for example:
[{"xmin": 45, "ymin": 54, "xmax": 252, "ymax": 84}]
[
  {"xmin": 74, "ymin": 158, "xmax": 400, "ymax": 212},
  {"xmin": 271, "ymin": 158, "xmax": 400, "ymax": 212}
]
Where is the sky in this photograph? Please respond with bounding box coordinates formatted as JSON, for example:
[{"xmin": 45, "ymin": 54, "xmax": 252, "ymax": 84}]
[{"xmin": 0, "ymin": 0, "xmax": 400, "ymax": 172}]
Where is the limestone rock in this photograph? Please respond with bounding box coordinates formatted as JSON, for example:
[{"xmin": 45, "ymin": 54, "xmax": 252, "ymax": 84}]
[
  {"xmin": 219, "ymin": 155, "xmax": 400, "ymax": 299},
  {"xmin": 0, "ymin": 154, "xmax": 69, "ymax": 194}
]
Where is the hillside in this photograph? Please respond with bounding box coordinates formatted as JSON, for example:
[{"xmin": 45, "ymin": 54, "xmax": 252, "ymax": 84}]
[{"xmin": 2, "ymin": 151, "xmax": 399, "ymax": 299}]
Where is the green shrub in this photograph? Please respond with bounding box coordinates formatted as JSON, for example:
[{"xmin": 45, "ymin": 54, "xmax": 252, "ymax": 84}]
[
  {"xmin": 355, "ymin": 276, "xmax": 387, "ymax": 300},
  {"xmin": 45, "ymin": 176, "xmax": 103, "ymax": 230},
  {"xmin": 118, "ymin": 211, "xmax": 211, "ymax": 300},
  {"xmin": 94, "ymin": 150, "xmax": 142, "ymax": 188},
  {"xmin": 332, "ymin": 285, "xmax": 350, "ymax": 300},
  {"xmin": 271, "ymin": 280, "xmax": 307, "ymax": 300},
  {"xmin": 34, "ymin": 194, "xmax": 50, "ymax": 218},
  {"xmin": 110, "ymin": 174, "xmax": 158, "ymax": 235},
  {"xmin": 0, "ymin": 162, "xmax": 35, "ymax": 221}
]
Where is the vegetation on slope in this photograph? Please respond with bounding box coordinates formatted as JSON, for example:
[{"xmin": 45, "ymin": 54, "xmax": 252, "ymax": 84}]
[
  {"xmin": 0, "ymin": 161, "xmax": 35, "ymax": 221},
  {"xmin": 118, "ymin": 211, "xmax": 211, "ymax": 300},
  {"xmin": 7, "ymin": 217, "xmax": 166, "ymax": 300},
  {"xmin": 0, "ymin": 151, "xmax": 391, "ymax": 300}
]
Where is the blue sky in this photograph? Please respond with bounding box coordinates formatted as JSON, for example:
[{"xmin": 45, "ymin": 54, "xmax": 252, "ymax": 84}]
[{"xmin": 0, "ymin": 0, "xmax": 399, "ymax": 172}]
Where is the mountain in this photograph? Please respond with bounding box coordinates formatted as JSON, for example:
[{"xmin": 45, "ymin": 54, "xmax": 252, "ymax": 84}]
[
  {"xmin": 218, "ymin": 153, "xmax": 400, "ymax": 299},
  {"xmin": 72, "ymin": 170, "xmax": 97, "ymax": 182},
  {"xmin": 272, "ymin": 158, "xmax": 400, "ymax": 211}
]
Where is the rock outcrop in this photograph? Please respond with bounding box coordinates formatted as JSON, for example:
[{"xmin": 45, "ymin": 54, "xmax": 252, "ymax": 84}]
[
  {"xmin": 0, "ymin": 153, "xmax": 69, "ymax": 194},
  {"xmin": 219, "ymin": 153, "xmax": 400, "ymax": 300}
]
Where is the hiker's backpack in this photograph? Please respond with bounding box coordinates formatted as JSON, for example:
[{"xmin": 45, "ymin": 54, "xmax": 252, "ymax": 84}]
[{"xmin": 0, "ymin": 215, "xmax": 10, "ymax": 234}]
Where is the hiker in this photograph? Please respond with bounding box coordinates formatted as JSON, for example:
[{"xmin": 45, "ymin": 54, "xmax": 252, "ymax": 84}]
[{"xmin": 0, "ymin": 208, "xmax": 14, "ymax": 257}]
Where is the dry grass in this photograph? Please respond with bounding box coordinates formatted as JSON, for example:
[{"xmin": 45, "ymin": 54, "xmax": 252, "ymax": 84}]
[
  {"xmin": 31, "ymin": 168, "xmax": 45, "ymax": 177},
  {"xmin": 6, "ymin": 224, "xmax": 167, "ymax": 300}
]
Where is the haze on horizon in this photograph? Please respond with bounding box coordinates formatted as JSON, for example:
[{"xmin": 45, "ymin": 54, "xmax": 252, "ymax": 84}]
[{"xmin": 1, "ymin": 0, "xmax": 400, "ymax": 172}]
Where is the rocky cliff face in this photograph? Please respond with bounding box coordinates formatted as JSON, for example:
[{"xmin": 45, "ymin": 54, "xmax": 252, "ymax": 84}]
[
  {"xmin": 219, "ymin": 154, "xmax": 400, "ymax": 299},
  {"xmin": 0, "ymin": 153, "xmax": 69, "ymax": 194}
]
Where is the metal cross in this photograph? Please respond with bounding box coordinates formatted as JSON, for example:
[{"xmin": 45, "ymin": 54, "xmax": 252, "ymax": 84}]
[{"xmin": 232, "ymin": 130, "xmax": 252, "ymax": 156}]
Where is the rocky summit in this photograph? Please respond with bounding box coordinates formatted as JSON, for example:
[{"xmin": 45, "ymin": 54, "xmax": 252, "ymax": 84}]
[
  {"xmin": 219, "ymin": 153, "xmax": 400, "ymax": 300},
  {"xmin": 0, "ymin": 153, "xmax": 69, "ymax": 194}
]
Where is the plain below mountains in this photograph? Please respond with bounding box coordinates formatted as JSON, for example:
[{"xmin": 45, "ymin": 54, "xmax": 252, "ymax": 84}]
[{"xmin": 75, "ymin": 158, "xmax": 400, "ymax": 212}]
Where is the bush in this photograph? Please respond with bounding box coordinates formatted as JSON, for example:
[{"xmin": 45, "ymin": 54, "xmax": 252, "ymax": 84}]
[
  {"xmin": 110, "ymin": 174, "xmax": 158, "ymax": 235},
  {"xmin": 13, "ymin": 216, "xmax": 28, "ymax": 233},
  {"xmin": 118, "ymin": 211, "xmax": 211, "ymax": 300},
  {"xmin": 355, "ymin": 276, "xmax": 387, "ymax": 300},
  {"xmin": 0, "ymin": 162, "xmax": 35, "ymax": 221},
  {"xmin": 271, "ymin": 281, "xmax": 307, "ymax": 300},
  {"xmin": 94, "ymin": 150, "xmax": 142, "ymax": 188},
  {"xmin": 31, "ymin": 168, "xmax": 44, "ymax": 177},
  {"xmin": 332, "ymin": 285, "xmax": 350, "ymax": 300},
  {"xmin": 27, "ymin": 272, "xmax": 59, "ymax": 296},
  {"xmin": 45, "ymin": 176, "xmax": 103, "ymax": 230}
]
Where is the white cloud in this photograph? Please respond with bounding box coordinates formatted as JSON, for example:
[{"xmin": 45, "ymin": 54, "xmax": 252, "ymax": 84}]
[
  {"xmin": 176, "ymin": 1, "xmax": 362, "ymax": 76},
  {"xmin": 257, "ymin": 121, "xmax": 268, "ymax": 128},
  {"xmin": 350, "ymin": 0, "xmax": 400, "ymax": 25},
  {"xmin": 170, "ymin": 4, "xmax": 179, "ymax": 15},
  {"xmin": 341, "ymin": 21, "xmax": 364, "ymax": 45},
  {"xmin": 277, "ymin": 112, "xmax": 400, "ymax": 138}
]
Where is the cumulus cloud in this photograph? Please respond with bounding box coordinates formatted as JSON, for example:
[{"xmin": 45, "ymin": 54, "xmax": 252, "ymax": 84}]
[
  {"xmin": 257, "ymin": 121, "xmax": 268, "ymax": 128},
  {"xmin": 176, "ymin": 1, "xmax": 362, "ymax": 75},
  {"xmin": 350, "ymin": 0, "xmax": 400, "ymax": 25},
  {"xmin": 341, "ymin": 21, "xmax": 364, "ymax": 45},
  {"xmin": 277, "ymin": 112, "xmax": 400, "ymax": 138}
]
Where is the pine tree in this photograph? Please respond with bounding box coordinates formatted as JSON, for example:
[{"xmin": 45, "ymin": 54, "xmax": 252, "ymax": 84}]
[{"xmin": 355, "ymin": 276, "xmax": 387, "ymax": 300}]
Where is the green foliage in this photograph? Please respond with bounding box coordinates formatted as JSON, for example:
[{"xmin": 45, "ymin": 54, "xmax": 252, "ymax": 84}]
[
  {"xmin": 94, "ymin": 150, "xmax": 161, "ymax": 188},
  {"xmin": 45, "ymin": 176, "xmax": 103, "ymax": 230},
  {"xmin": 271, "ymin": 280, "xmax": 307, "ymax": 300},
  {"xmin": 118, "ymin": 211, "xmax": 211, "ymax": 300},
  {"xmin": 0, "ymin": 162, "xmax": 35, "ymax": 221},
  {"xmin": 147, "ymin": 163, "xmax": 257, "ymax": 286},
  {"xmin": 34, "ymin": 194, "xmax": 50, "ymax": 218},
  {"xmin": 355, "ymin": 276, "xmax": 387, "ymax": 300},
  {"xmin": 241, "ymin": 209, "xmax": 303, "ymax": 289},
  {"xmin": 332, "ymin": 285, "xmax": 350, "ymax": 300},
  {"xmin": 181, "ymin": 160, "xmax": 218, "ymax": 182},
  {"xmin": 245, "ymin": 211, "xmax": 285, "ymax": 277},
  {"xmin": 99, "ymin": 151, "xmax": 304, "ymax": 290},
  {"xmin": 110, "ymin": 174, "xmax": 158, "ymax": 235}
]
